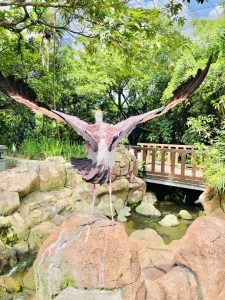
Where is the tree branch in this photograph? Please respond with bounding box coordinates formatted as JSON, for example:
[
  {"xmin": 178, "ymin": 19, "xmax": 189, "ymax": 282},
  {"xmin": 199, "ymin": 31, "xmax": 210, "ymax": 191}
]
[{"xmin": 0, "ymin": 1, "xmax": 131, "ymax": 9}]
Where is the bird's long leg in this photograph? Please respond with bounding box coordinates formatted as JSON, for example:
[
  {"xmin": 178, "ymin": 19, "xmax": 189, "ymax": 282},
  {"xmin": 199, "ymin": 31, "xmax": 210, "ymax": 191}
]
[
  {"xmin": 80, "ymin": 183, "xmax": 97, "ymax": 226},
  {"xmin": 108, "ymin": 168, "xmax": 115, "ymax": 226},
  {"xmin": 89, "ymin": 183, "xmax": 97, "ymax": 223},
  {"xmin": 102, "ymin": 168, "xmax": 116, "ymax": 227}
]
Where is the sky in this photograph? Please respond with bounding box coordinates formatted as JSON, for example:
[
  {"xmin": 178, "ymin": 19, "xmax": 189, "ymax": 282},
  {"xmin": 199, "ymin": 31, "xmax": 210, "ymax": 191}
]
[
  {"xmin": 129, "ymin": 0, "xmax": 223, "ymax": 18},
  {"xmin": 128, "ymin": 0, "xmax": 224, "ymax": 34}
]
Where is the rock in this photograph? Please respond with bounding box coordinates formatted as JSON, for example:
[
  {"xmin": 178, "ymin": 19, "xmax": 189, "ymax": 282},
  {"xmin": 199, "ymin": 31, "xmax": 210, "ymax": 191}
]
[
  {"xmin": 0, "ymin": 240, "xmax": 5, "ymax": 251},
  {"xmin": 127, "ymin": 190, "xmax": 144, "ymax": 204},
  {"xmin": 72, "ymin": 182, "xmax": 92, "ymax": 203},
  {"xmin": 22, "ymin": 267, "xmax": 35, "ymax": 290},
  {"xmin": 116, "ymin": 205, "xmax": 131, "ymax": 222},
  {"xmin": 0, "ymin": 248, "xmax": 17, "ymax": 274},
  {"xmin": 142, "ymin": 192, "xmax": 158, "ymax": 205},
  {"xmin": 158, "ymin": 214, "xmax": 179, "ymax": 227},
  {"xmin": 208, "ymin": 207, "xmax": 225, "ymax": 220},
  {"xmin": 39, "ymin": 161, "xmax": 66, "ymax": 192},
  {"xmin": 117, "ymin": 214, "xmax": 127, "ymax": 222},
  {"xmin": 197, "ymin": 188, "xmax": 220, "ymax": 215},
  {"xmin": 112, "ymin": 178, "xmax": 129, "ymax": 200},
  {"xmin": 146, "ymin": 216, "xmax": 225, "ymax": 299},
  {"xmin": 174, "ymin": 216, "xmax": 225, "ymax": 299},
  {"xmin": 14, "ymin": 241, "xmax": 29, "ymax": 257},
  {"xmin": 128, "ymin": 176, "xmax": 146, "ymax": 192},
  {"xmin": 34, "ymin": 214, "xmax": 144, "ymax": 300},
  {"xmin": 55, "ymin": 287, "xmax": 123, "ymax": 300},
  {"xmin": 0, "ymin": 291, "xmax": 12, "ymax": 300},
  {"xmin": 0, "ymin": 217, "xmax": 11, "ymax": 228},
  {"xmin": 130, "ymin": 229, "xmax": 174, "ymax": 280},
  {"xmin": 19, "ymin": 188, "xmax": 74, "ymax": 231},
  {"xmin": 130, "ymin": 229, "xmax": 164, "ymax": 248},
  {"xmin": 95, "ymin": 194, "xmax": 116, "ymax": 217},
  {"xmin": 145, "ymin": 266, "xmax": 198, "ymax": 300},
  {"xmin": 7, "ymin": 213, "xmax": 26, "ymax": 241},
  {"xmin": 45, "ymin": 156, "xmax": 65, "ymax": 164},
  {"xmin": 119, "ymin": 206, "xmax": 131, "ymax": 217},
  {"xmin": 29, "ymin": 221, "xmax": 57, "ymax": 251},
  {"xmin": 0, "ymin": 190, "xmax": 20, "ymax": 216},
  {"xmin": 113, "ymin": 198, "xmax": 125, "ymax": 214},
  {"xmin": 0, "ymin": 275, "xmax": 21, "ymax": 292},
  {"xmin": 136, "ymin": 203, "xmax": 161, "ymax": 217},
  {"xmin": 0, "ymin": 166, "xmax": 39, "ymax": 197},
  {"xmin": 178, "ymin": 209, "xmax": 192, "ymax": 220},
  {"xmin": 65, "ymin": 164, "xmax": 83, "ymax": 188}
]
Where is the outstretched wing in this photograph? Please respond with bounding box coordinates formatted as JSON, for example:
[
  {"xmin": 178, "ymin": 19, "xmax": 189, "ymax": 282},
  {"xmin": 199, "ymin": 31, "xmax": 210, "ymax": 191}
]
[
  {"xmin": 52, "ymin": 110, "xmax": 97, "ymax": 151},
  {"xmin": 110, "ymin": 56, "xmax": 212, "ymax": 150},
  {"xmin": 0, "ymin": 74, "xmax": 98, "ymax": 150},
  {"xmin": 0, "ymin": 74, "xmax": 64, "ymax": 122},
  {"xmin": 142, "ymin": 56, "xmax": 212, "ymax": 122}
]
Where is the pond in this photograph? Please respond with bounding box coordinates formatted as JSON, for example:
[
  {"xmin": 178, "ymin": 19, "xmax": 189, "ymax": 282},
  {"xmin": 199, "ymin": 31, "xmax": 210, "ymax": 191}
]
[{"xmin": 124, "ymin": 201, "xmax": 201, "ymax": 244}]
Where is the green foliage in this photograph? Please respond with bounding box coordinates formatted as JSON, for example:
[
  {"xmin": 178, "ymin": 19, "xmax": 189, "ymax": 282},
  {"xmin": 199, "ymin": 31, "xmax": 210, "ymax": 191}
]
[
  {"xmin": 138, "ymin": 162, "xmax": 146, "ymax": 178},
  {"xmin": 21, "ymin": 139, "xmax": 41, "ymax": 160},
  {"xmin": 19, "ymin": 138, "xmax": 85, "ymax": 161},
  {"xmin": 182, "ymin": 115, "xmax": 217, "ymax": 144},
  {"xmin": 196, "ymin": 127, "xmax": 225, "ymax": 194}
]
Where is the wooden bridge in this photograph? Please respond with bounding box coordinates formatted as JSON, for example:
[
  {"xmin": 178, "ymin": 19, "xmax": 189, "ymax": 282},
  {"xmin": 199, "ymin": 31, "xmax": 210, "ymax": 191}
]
[{"xmin": 126, "ymin": 143, "xmax": 205, "ymax": 191}]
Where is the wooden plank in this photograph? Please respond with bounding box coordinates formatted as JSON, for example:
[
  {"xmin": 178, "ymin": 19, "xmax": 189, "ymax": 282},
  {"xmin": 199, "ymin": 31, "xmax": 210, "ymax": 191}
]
[
  {"xmin": 143, "ymin": 148, "xmax": 147, "ymax": 164},
  {"xmin": 161, "ymin": 149, "xmax": 165, "ymax": 174},
  {"xmin": 170, "ymin": 151, "xmax": 175, "ymax": 176},
  {"xmin": 181, "ymin": 151, "xmax": 186, "ymax": 178},
  {"xmin": 133, "ymin": 148, "xmax": 138, "ymax": 159},
  {"xmin": 192, "ymin": 152, "xmax": 197, "ymax": 178},
  {"xmin": 151, "ymin": 148, "xmax": 156, "ymax": 173}
]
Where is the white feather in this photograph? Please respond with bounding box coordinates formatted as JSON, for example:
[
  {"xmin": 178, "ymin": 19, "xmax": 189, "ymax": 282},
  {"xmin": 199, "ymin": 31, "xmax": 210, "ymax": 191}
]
[{"xmin": 97, "ymin": 139, "xmax": 116, "ymax": 169}]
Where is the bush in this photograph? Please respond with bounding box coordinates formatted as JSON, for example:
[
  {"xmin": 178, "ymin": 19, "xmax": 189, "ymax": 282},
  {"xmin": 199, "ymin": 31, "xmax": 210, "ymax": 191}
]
[
  {"xmin": 196, "ymin": 127, "xmax": 225, "ymax": 194},
  {"xmin": 19, "ymin": 138, "xmax": 85, "ymax": 161}
]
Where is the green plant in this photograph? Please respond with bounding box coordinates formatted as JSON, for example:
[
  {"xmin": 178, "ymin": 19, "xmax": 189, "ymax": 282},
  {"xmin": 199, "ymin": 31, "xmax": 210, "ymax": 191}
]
[
  {"xmin": 20, "ymin": 139, "xmax": 41, "ymax": 159},
  {"xmin": 138, "ymin": 162, "xmax": 146, "ymax": 178},
  {"xmin": 196, "ymin": 127, "xmax": 225, "ymax": 194}
]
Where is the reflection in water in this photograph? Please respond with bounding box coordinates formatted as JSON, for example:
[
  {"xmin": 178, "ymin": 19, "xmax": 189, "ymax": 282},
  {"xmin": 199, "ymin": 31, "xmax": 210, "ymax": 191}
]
[{"xmin": 124, "ymin": 201, "xmax": 200, "ymax": 244}]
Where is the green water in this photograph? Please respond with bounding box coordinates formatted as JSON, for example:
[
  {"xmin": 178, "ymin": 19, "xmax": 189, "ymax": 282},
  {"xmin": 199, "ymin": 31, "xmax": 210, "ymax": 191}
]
[{"xmin": 124, "ymin": 201, "xmax": 200, "ymax": 244}]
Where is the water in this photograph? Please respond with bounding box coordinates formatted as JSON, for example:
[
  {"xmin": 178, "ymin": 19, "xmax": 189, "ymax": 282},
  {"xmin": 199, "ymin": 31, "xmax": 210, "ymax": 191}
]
[{"xmin": 124, "ymin": 201, "xmax": 200, "ymax": 244}]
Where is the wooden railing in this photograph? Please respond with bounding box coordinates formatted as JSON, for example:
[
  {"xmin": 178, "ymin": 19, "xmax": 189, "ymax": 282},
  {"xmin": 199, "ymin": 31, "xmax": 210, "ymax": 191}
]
[{"xmin": 126, "ymin": 144, "xmax": 204, "ymax": 186}]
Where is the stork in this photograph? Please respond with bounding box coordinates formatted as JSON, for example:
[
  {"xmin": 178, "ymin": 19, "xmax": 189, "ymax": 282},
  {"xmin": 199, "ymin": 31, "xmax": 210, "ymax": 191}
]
[{"xmin": 0, "ymin": 57, "xmax": 211, "ymax": 226}]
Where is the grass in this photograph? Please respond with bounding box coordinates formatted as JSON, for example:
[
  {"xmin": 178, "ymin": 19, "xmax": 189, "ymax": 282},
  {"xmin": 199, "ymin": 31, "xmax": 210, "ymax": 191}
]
[{"xmin": 15, "ymin": 138, "xmax": 86, "ymax": 161}]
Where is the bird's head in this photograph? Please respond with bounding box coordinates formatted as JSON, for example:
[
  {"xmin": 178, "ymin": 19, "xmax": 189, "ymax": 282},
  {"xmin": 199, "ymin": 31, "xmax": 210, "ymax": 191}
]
[{"xmin": 95, "ymin": 109, "xmax": 103, "ymax": 123}]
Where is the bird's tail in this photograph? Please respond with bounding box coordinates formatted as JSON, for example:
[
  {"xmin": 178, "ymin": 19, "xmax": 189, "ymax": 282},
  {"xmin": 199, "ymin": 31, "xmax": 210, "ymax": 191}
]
[{"xmin": 71, "ymin": 157, "xmax": 109, "ymax": 184}]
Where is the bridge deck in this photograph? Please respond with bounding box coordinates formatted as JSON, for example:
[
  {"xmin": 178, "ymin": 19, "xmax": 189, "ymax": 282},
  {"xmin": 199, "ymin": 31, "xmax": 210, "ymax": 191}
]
[{"xmin": 126, "ymin": 144, "xmax": 205, "ymax": 191}]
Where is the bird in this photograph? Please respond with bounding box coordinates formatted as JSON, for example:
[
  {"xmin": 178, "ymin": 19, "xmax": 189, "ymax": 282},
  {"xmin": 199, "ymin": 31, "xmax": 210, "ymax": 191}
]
[{"xmin": 0, "ymin": 57, "xmax": 212, "ymax": 226}]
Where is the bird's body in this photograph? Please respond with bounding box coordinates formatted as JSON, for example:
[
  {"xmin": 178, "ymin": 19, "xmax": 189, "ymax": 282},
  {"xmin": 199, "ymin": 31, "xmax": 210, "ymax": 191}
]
[
  {"xmin": 52, "ymin": 106, "xmax": 164, "ymax": 184},
  {"xmin": 0, "ymin": 57, "xmax": 212, "ymax": 225}
]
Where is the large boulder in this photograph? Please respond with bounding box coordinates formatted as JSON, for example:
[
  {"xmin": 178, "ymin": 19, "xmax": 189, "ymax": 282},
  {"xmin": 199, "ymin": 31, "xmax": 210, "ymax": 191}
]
[
  {"xmin": 0, "ymin": 166, "xmax": 39, "ymax": 197},
  {"xmin": 39, "ymin": 158, "xmax": 66, "ymax": 192},
  {"xmin": 34, "ymin": 214, "xmax": 145, "ymax": 300},
  {"xmin": 0, "ymin": 190, "xmax": 20, "ymax": 216},
  {"xmin": 130, "ymin": 229, "xmax": 174, "ymax": 280},
  {"xmin": 174, "ymin": 217, "xmax": 225, "ymax": 299},
  {"xmin": 146, "ymin": 216, "xmax": 225, "ymax": 300},
  {"xmin": 197, "ymin": 188, "xmax": 220, "ymax": 215}
]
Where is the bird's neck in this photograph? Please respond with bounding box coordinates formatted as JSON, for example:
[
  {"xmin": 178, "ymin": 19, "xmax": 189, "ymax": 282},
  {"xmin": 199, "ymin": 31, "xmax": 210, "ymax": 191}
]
[{"xmin": 95, "ymin": 116, "xmax": 103, "ymax": 123}]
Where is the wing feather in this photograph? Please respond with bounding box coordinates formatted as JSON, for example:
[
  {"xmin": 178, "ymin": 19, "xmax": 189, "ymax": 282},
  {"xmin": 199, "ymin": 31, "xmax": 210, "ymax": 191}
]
[
  {"xmin": 0, "ymin": 74, "xmax": 98, "ymax": 150},
  {"xmin": 0, "ymin": 73, "xmax": 64, "ymax": 122},
  {"xmin": 110, "ymin": 56, "xmax": 212, "ymax": 149},
  {"xmin": 52, "ymin": 110, "xmax": 98, "ymax": 151}
]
